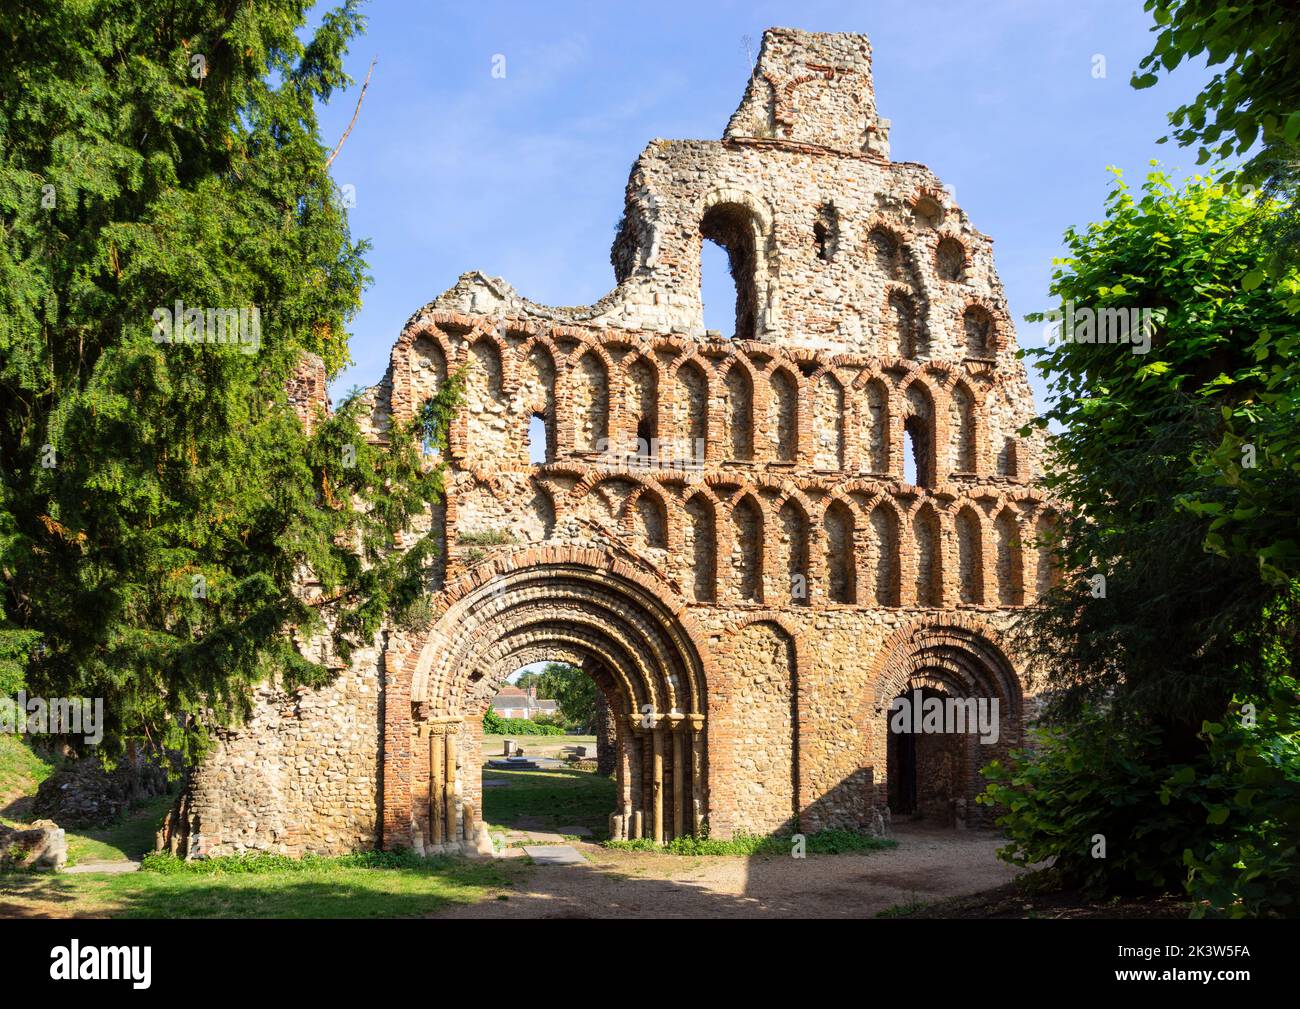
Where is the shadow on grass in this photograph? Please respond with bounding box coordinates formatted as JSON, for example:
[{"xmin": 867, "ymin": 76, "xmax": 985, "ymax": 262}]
[
  {"xmin": 1, "ymin": 857, "xmax": 528, "ymax": 919},
  {"xmin": 482, "ymin": 766, "xmax": 616, "ymax": 840}
]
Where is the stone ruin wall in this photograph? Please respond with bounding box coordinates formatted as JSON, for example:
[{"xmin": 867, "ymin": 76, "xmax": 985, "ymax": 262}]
[{"xmin": 168, "ymin": 27, "xmax": 1054, "ymax": 857}]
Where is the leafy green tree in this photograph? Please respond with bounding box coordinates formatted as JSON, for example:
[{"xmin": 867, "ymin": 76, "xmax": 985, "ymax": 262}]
[
  {"xmin": 536, "ymin": 662, "xmax": 597, "ymax": 730},
  {"xmin": 1133, "ymin": 0, "xmax": 1299, "ymax": 268},
  {"xmin": 999, "ymin": 168, "xmax": 1300, "ymax": 913},
  {"xmin": 0, "ymin": 0, "xmax": 459, "ymax": 762},
  {"xmin": 1021, "ymin": 168, "xmax": 1297, "ymax": 732}
]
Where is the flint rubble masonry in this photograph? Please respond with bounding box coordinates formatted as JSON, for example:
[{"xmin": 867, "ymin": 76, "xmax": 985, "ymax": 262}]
[{"xmin": 163, "ymin": 27, "xmax": 1052, "ymax": 857}]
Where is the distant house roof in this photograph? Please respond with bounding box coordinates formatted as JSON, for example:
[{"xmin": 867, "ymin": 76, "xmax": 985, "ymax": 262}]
[{"xmin": 490, "ymin": 691, "xmax": 558, "ymax": 716}]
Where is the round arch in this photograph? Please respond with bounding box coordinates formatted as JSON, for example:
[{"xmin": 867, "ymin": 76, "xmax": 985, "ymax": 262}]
[
  {"xmin": 383, "ymin": 546, "xmax": 713, "ymax": 852},
  {"xmin": 859, "ymin": 618, "xmax": 1024, "ymax": 827}
]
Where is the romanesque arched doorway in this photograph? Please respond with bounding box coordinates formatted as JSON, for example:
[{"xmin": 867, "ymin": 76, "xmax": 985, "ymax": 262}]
[
  {"xmin": 382, "ymin": 547, "xmax": 711, "ymax": 852},
  {"xmin": 869, "ymin": 620, "xmax": 1023, "ymax": 829}
]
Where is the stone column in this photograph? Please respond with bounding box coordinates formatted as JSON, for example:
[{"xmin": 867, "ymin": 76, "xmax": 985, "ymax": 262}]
[
  {"xmin": 428, "ymin": 722, "xmax": 445, "ymax": 846},
  {"xmin": 652, "ymin": 722, "xmax": 665, "ymax": 844},
  {"xmin": 690, "ymin": 715, "xmax": 705, "ymax": 837},
  {"xmin": 671, "ymin": 716, "xmax": 685, "ymax": 840},
  {"xmin": 444, "ymin": 724, "xmax": 459, "ymax": 847}
]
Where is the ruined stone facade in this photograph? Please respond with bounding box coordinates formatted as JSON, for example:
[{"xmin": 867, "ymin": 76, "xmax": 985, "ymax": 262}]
[{"xmin": 168, "ymin": 28, "xmax": 1055, "ymax": 857}]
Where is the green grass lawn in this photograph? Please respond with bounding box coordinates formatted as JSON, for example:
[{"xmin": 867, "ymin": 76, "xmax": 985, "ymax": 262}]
[
  {"xmin": 0, "ymin": 733, "xmax": 175, "ymax": 866},
  {"xmin": 0, "ymin": 855, "xmax": 526, "ymax": 918},
  {"xmin": 484, "ymin": 733, "xmax": 596, "ymax": 760},
  {"xmin": 0, "ymin": 733, "xmax": 56, "ymax": 803},
  {"xmin": 482, "ymin": 765, "xmax": 616, "ymax": 840},
  {"xmin": 64, "ymin": 794, "xmax": 175, "ymax": 864}
]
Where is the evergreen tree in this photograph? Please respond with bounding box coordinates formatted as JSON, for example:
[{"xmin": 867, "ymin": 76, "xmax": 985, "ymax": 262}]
[{"xmin": 0, "ymin": 1, "xmax": 458, "ymax": 761}]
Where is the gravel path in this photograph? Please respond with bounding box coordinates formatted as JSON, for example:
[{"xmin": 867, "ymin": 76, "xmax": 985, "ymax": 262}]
[{"xmin": 435, "ymin": 823, "xmax": 1022, "ymax": 919}]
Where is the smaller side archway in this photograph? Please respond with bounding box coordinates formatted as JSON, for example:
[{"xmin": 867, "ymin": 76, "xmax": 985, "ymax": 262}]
[{"xmin": 862, "ymin": 620, "xmax": 1024, "ymax": 828}]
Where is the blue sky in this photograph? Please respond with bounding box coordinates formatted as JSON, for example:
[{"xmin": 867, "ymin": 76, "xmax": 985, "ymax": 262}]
[{"xmin": 316, "ymin": 0, "xmax": 1216, "ymax": 412}]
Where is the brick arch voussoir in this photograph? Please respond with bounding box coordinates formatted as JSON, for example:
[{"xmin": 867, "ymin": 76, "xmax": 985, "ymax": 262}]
[
  {"xmin": 955, "ymin": 296, "xmax": 1011, "ymax": 355},
  {"xmin": 697, "ymin": 185, "xmax": 775, "ymax": 235},
  {"xmin": 403, "ymin": 544, "xmax": 715, "ymax": 716},
  {"xmin": 473, "ymin": 637, "xmax": 641, "ymax": 721},
  {"xmin": 564, "ymin": 337, "xmax": 616, "ymax": 373},
  {"xmin": 928, "ymin": 226, "xmax": 974, "ymax": 275},
  {"xmin": 863, "ymin": 214, "xmax": 914, "ymax": 250},
  {"xmin": 668, "ymin": 351, "xmax": 711, "ymax": 384},
  {"xmin": 861, "ymin": 614, "xmax": 1022, "ymax": 728},
  {"xmin": 460, "ymin": 612, "xmax": 660, "ymax": 716}
]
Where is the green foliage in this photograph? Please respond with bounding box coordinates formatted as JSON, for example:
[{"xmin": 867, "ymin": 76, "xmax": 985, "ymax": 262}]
[
  {"xmin": 604, "ymin": 828, "xmax": 896, "ymax": 857},
  {"xmin": 983, "ymin": 683, "xmax": 1300, "ymax": 916},
  {"xmin": 534, "ymin": 662, "xmax": 597, "ymax": 730},
  {"xmin": 1133, "ymin": 0, "xmax": 1300, "ymax": 270},
  {"xmin": 1012, "ymin": 168, "xmax": 1300, "ymax": 915},
  {"xmin": 0, "ymin": 734, "xmax": 57, "ymax": 799},
  {"xmin": 1021, "ymin": 169, "xmax": 1299, "ymax": 726},
  {"xmin": 140, "ymin": 848, "xmax": 432, "ymax": 874},
  {"xmin": 10, "ymin": 850, "xmax": 518, "ymax": 918},
  {"xmin": 979, "ymin": 709, "xmax": 1220, "ymax": 894},
  {"xmin": 1181, "ymin": 271, "xmax": 1300, "ymax": 583},
  {"xmin": 481, "ymin": 712, "xmax": 563, "ymax": 736},
  {"xmin": 1167, "ymin": 674, "xmax": 1300, "ymax": 918},
  {"xmin": 0, "ymin": 1, "xmax": 464, "ymax": 760}
]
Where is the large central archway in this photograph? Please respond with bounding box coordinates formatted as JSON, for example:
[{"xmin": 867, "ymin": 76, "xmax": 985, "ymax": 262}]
[{"xmin": 381, "ymin": 546, "xmax": 712, "ymax": 852}]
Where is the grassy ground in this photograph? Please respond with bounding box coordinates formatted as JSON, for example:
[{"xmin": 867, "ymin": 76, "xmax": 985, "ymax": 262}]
[
  {"xmin": 63, "ymin": 794, "xmax": 175, "ymax": 864},
  {"xmin": 0, "ymin": 734, "xmax": 175, "ymax": 866},
  {"xmin": 484, "ymin": 733, "xmax": 596, "ymax": 760},
  {"xmin": 0, "ymin": 733, "xmax": 56, "ymax": 809},
  {"xmin": 482, "ymin": 765, "xmax": 616, "ymax": 840},
  {"xmin": 0, "ymin": 856, "xmax": 527, "ymax": 918}
]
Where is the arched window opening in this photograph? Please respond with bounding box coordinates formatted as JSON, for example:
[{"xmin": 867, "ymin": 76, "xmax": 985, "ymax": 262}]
[
  {"xmin": 676, "ymin": 362, "xmax": 708, "ymax": 467},
  {"xmin": 733, "ymin": 497, "xmax": 764, "ymax": 603},
  {"xmin": 573, "ymin": 352, "xmax": 609, "ymax": 453},
  {"xmin": 870, "ymin": 505, "xmax": 901, "ymax": 606},
  {"xmin": 885, "ymin": 290, "xmax": 917, "ymax": 358},
  {"xmin": 700, "ymin": 203, "xmax": 760, "ymax": 340},
  {"xmin": 904, "ymin": 417, "xmax": 934, "ymax": 488},
  {"xmin": 995, "ymin": 509, "xmax": 1025, "ymax": 606},
  {"xmin": 997, "ymin": 436, "xmax": 1019, "ymax": 479},
  {"xmin": 634, "ymin": 494, "xmax": 668, "ymax": 550},
  {"xmin": 1035, "ymin": 511, "xmax": 1062, "ymax": 598},
  {"xmin": 724, "ymin": 366, "xmax": 754, "ymax": 461},
  {"xmin": 527, "ymin": 412, "xmax": 553, "ymax": 464},
  {"xmin": 813, "ymin": 204, "xmax": 839, "ymax": 263},
  {"xmin": 869, "ymin": 227, "xmax": 901, "ymax": 280},
  {"xmin": 814, "ymin": 374, "xmax": 845, "ymax": 470},
  {"xmin": 904, "ymin": 385, "xmax": 936, "ymax": 487},
  {"xmin": 778, "ymin": 500, "xmax": 809, "ymax": 606},
  {"xmin": 862, "ymin": 380, "xmax": 890, "ymax": 474},
  {"xmin": 913, "ymin": 506, "xmax": 943, "ymax": 607},
  {"xmin": 950, "ymin": 384, "xmax": 977, "ymax": 475},
  {"xmin": 685, "ymin": 496, "xmax": 716, "ymax": 602},
  {"xmin": 628, "ymin": 357, "xmax": 658, "ymax": 464}
]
